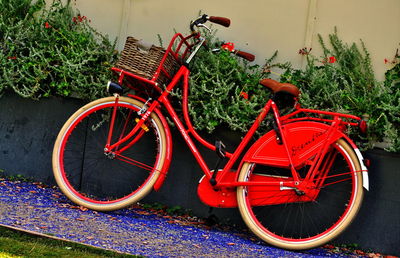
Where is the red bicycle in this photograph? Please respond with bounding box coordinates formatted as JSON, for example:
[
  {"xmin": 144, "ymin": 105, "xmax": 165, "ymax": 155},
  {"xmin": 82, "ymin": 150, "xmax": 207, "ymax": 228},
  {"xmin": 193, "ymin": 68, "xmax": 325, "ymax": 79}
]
[{"xmin": 52, "ymin": 14, "xmax": 369, "ymax": 250}]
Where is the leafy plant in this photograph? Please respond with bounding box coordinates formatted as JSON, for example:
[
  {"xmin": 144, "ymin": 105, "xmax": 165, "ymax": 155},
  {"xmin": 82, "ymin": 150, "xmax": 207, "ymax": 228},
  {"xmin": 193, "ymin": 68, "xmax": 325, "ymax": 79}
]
[
  {"xmin": 384, "ymin": 48, "xmax": 400, "ymax": 89},
  {"xmin": 1, "ymin": 2, "xmax": 398, "ymax": 152},
  {"xmin": 0, "ymin": 0, "xmax": 117, "ymax": 100},
  {"xmin": 381, "ymin": 48, "xmax": 400, "ymax": 151},
  {"xmin": 170, "ymin": 29, "xmax": 270, "ymax": 133},
  {"xmin": 278, "ymin": 29, "xmax": 399, "ymax": 152},
  {"xmin": 165, "ymin": 26, "xmax": 400, "ymax": 152}
]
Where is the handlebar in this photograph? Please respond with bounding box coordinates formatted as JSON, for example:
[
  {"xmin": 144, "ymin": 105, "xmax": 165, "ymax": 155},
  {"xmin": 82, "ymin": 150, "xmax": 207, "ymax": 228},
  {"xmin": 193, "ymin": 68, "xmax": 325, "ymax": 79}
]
[
  {"xmin": 187, "ymin": 14, "xmax": 254, "ymax": 63},
  {"xmin": 220, "ymin": 42, "xmax": 255, "ymax": 62},
  {"xmin": 234, "ymin": 50, "xmax": 255, "ymax": 62},
  {"xmin": 190, "ymin": 14, "xmax": 231, "ymax": 32},
  {"xmin": 208, "ymin": 16, "xmax": 231, "ymax": 27}
]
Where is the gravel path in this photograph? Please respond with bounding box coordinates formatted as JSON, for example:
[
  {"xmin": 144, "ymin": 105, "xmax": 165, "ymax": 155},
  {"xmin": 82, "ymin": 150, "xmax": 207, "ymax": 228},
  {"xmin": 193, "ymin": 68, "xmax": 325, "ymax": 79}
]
[{"xmin": 0, "ymin": 179, "xmax": 355, "ymax": 257}]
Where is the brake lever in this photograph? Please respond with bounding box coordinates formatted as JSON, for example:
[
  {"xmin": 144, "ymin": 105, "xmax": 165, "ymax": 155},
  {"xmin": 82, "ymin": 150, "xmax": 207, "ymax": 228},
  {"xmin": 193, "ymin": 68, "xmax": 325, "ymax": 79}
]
[
  {"xmin": 197, "ymin": 23, "xmax": 211, "ymax": 33},
  {"xmin": 190, "ymin": 14, "xmax": 209, "ymax": 32}
]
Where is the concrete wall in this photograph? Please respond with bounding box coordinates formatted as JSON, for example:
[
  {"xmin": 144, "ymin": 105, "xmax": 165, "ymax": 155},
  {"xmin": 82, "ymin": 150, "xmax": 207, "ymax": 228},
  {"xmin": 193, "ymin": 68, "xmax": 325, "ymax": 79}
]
[{"xmin": 66, "ymin": 0, "xmax": 400, "ymax": 80}]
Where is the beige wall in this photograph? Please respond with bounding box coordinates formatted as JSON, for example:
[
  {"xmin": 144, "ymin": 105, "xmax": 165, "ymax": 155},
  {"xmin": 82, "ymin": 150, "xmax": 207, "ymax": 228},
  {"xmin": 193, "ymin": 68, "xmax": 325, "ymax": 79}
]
[{"xmin": 65, "ymin": 0, "xmax": 399, "ymax": 80}]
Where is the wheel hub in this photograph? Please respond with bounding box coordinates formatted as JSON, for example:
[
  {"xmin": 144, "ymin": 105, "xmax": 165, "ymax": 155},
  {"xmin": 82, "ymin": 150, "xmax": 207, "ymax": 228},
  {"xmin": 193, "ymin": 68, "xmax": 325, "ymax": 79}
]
[{"xmin": 104, "ymin": 148, "xmax": 116, "ymax": 159}]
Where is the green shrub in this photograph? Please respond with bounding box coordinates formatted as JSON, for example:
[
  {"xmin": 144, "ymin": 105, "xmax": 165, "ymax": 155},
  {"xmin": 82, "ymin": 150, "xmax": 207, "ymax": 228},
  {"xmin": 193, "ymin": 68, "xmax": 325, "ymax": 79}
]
[
  {"xmin": 182, "ymin": 28, "xmax": 399, "ymax": 152},
  {"xmin": 382, "ymin": 49, "xmax": 400, "ymax": 151},
  {"xmin": 0, "ymin": 0, "xmax": 117, "ymax": 100},
  {"xmin": 384, "ymin": 49, "xmax": 400, "ymax": 89},
  {"xmin": 169, "ymin": 29, "xmax": 270, "ymax": 133},
  {"xmin": 1, "ymin": 2, "xmax": 398, "ymax": 152},
  {"xmin": 187, "ymin": 49, "xmax": 268, "ymax": 132},
  {"xmin": 279, "ymin": 29, "xmax": 399, "ymax": 152}
]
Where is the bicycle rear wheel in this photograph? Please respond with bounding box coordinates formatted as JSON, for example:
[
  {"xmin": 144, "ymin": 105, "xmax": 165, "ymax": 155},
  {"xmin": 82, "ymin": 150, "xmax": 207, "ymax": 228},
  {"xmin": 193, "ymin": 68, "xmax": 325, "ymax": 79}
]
[
  {"xmin": 52, "ymin": 96, "xmax": 167, "ymax": 211},
  {"xmin": 237, "ymin": 139, "xmax": 364, "ymax": 250}
]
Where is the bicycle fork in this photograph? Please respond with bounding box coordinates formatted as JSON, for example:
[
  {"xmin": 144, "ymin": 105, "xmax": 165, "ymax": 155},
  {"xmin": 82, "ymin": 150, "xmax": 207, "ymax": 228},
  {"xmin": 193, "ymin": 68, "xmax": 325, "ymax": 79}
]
[{"xmin": 103, "ymin": 95, "xmax": 157, "ymax": 157}]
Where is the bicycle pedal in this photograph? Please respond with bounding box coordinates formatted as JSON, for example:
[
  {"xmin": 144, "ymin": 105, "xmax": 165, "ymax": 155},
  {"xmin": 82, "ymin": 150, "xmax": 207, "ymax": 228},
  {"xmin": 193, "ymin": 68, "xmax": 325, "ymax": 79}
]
[
  {"xmin": 215, "ymin": 140, "xmax": 226, "ymax": 159},
  {"xmin": 135, "ymin": 118, "xmax": 149, "ymax": 132}
]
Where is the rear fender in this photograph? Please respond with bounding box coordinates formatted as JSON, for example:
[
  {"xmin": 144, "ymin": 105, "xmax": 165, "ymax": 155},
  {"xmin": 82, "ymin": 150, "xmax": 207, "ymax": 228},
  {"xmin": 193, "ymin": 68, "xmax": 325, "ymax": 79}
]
[
  {"xmin": 243, "ymin": 121, "xmax": 344, "ymax": 168},
  {"xmin": 242, "ymin": 121, "xmax": 369, "ymax": 190},
  {"xmin": 128, "ymin": 94, "xmax": 172, "ymax": 191},
  {"xmin": 340, "ymin": 134, "xmax": 369, "ymax": 191}
]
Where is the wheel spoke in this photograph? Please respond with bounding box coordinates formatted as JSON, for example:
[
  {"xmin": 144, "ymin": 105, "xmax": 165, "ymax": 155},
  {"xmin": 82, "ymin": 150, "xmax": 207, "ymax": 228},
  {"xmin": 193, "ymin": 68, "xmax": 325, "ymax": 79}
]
[{"xmin": 115, "ymin": 153, "xmax": 161, "ymax": 173}]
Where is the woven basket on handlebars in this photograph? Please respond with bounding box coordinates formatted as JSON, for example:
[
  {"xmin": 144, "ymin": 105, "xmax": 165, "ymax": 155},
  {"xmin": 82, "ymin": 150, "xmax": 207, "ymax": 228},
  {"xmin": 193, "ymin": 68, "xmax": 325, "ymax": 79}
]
[{"xmin": 115, "ymin": 37, "xmax": 180, "ymax": 87}]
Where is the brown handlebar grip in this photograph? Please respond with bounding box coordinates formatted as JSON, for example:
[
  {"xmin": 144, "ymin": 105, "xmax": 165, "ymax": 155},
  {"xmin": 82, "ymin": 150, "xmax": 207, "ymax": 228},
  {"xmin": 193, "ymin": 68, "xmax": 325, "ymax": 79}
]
[
  {"xmin": 209, "ymin": 16, "xmax": 231, "ymax": 27},
  {"xmin": 235, "ymin": 50, "xmax": 255, "ymax": 62}
]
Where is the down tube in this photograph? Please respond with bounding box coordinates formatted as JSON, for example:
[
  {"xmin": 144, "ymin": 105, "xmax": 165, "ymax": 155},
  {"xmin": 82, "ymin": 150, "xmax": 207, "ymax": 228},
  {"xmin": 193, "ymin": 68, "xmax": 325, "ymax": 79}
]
[{"xmin": 161, "ymin": 97, "xmax": 213, "ymax": 179}]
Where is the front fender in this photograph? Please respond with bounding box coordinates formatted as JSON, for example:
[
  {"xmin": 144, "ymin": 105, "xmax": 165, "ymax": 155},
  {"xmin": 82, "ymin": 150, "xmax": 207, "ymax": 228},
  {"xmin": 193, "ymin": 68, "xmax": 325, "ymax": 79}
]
[
  {"xmin": 152, "ymin": 107, "xmax": 172, "ymax": 191},
  {"xmin": 128, "ymin": 94, "xmax": 172, "ymax": 191}
]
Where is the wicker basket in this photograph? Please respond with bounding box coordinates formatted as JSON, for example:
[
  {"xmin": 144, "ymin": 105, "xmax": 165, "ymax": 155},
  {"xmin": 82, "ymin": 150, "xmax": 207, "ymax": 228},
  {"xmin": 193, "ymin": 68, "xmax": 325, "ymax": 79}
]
[{"xmin": 115, "ymin": 37, "xmax": 180, "ymax": 86}]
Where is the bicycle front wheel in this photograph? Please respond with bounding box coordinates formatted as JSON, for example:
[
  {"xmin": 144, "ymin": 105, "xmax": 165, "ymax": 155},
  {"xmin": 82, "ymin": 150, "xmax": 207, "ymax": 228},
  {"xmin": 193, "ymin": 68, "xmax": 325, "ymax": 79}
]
[
  {"xmin": 52, "ymin": 96, "xmax": 167, "ymax": 211},
  {"xmin": 237, "ymin": 139, "xmax": 364, "ymax": 250}
]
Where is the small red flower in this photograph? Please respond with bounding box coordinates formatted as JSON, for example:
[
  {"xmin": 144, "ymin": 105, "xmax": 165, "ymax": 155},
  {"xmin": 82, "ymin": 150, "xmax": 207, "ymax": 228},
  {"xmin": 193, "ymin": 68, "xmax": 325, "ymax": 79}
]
[
  {"xmin": 44, "ymin": 22, "xmax": 52, "ymax": 29},
  {"xmin": 78, "ymin": 15, "xmax": 87, "ymax": 22},
  {"xmin": 73, "ymin": 15, "xmax": 89, "ymax": 24},
  {"xmin": 222, "ymin": 42, "xmax": 235, "ymax": 52},
  {"xmin": 328, "ymin": 56, "xmax": 336, "ymax": 63},
  {"xmin": 298, "ymin": 47, "xmax": 312, "ymax": 55},
  {"xmin": 7, "ymin": 56, "xmax": 17, "ymax": 60},
  {"xmin": 240, "ymin": 91, "xmax": 249, "ymax": 100}
]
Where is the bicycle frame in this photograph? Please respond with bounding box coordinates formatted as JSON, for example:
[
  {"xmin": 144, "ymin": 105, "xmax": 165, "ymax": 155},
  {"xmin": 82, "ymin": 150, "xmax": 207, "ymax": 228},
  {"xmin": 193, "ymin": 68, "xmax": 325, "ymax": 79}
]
[{"xmin": 108, "ymin": 32, "xmax": 368, "ymax": 207}]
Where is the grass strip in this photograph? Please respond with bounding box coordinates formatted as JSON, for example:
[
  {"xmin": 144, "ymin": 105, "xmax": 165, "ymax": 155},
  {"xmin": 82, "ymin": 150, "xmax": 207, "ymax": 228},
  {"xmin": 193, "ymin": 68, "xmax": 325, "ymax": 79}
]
[{"xmin": 0, "ymin": 226, "xmax": 138, "ymax": 257}]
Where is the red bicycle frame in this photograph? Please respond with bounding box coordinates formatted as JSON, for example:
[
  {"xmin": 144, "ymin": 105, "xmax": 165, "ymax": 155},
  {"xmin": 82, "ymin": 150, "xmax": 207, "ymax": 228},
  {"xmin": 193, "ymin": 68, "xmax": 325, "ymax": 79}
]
[{"xmin": 107, "ymin": 31, "xmax": 366, "ymax": 207}]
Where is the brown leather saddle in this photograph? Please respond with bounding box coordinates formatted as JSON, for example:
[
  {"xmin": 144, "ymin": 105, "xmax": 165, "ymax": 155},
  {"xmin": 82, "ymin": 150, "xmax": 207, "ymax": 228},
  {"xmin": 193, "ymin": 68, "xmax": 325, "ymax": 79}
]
[
  {"xmin": 259, "ymin": 78, "xmax": 300, "ymax": 108},
  {"xmin": 259, "ymin": 78, "xmax": 300, "ymax": 98}
]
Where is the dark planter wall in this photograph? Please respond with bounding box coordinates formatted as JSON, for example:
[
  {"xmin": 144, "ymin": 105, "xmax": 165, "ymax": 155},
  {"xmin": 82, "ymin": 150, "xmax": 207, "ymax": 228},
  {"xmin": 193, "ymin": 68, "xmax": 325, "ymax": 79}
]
[
  {"xmin": 334, "ymin": 149, "xmax": 400, "ymax": 254},
  {"xmin": 0, "ymin": 93, "xmax": 84, "ymax": 184},
  {"xmin": 0, "ymin": 93, "xmax": 399, "ymax": 255}
]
